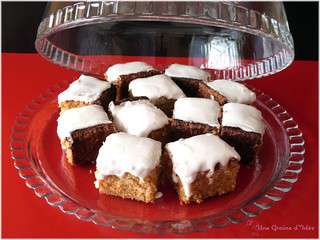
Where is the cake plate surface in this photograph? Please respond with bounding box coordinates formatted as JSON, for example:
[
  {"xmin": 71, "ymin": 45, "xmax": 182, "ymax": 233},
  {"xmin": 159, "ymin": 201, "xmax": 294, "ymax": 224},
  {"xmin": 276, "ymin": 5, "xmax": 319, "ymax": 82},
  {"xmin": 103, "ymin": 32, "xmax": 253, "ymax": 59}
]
[{"xmin": 10, "ymin": 81, "xmax": 304, "ymax": 234}]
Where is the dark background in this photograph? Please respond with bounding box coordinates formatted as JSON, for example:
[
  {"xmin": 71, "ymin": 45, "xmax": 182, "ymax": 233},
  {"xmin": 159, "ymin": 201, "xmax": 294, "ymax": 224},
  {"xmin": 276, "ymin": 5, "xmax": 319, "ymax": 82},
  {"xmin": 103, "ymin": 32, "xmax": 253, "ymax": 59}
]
[{"xmin": 2, "ymin": 1, "xmax": 319, "ymax": 60}]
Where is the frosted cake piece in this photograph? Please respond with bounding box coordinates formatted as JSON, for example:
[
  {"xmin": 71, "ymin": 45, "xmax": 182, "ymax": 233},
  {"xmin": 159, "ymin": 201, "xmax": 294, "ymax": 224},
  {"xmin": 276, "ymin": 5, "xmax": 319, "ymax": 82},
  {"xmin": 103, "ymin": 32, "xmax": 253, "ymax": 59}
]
[
  {"xmin": 58, "ymin": 75, "xmax": 114, "ymax": 112},
  {"xmin": 95, "ymin": 132, "xmax": 162, "ymax": 203},
  {"xmin": 165, "ymin": 63, "xmax": 210, "ymax": 81},
  {"xmin": 164, "ymin": 63, "xmax": 212, "ymax": 98},
  {"xmin": 104, "ymin": 61, "xmax": 161, "ymax": 100},
  {"xmin": 109, "ymin": 99, "xmax": 169, "ymax": 144},
  {"xmin": 170, "ymin": 97, "xmax": 221, "ymax": 140},
  {"xmin": 128, "ymin": 74, "xmax": 185, "ymax": 116},
  {"xmin": 57, "ymin": 105, "xmax": 116, "ymax": 165},
  {"xmin": 221, "ymin": 103, "xmax": 265, "ymax": 164},
  {"xmin": 206, "ymin": 80, "xmax": 256, "ymax": 105},
  {"xmin": 164, "ymin": 134, "xmax": 240, "ymax": 204}
]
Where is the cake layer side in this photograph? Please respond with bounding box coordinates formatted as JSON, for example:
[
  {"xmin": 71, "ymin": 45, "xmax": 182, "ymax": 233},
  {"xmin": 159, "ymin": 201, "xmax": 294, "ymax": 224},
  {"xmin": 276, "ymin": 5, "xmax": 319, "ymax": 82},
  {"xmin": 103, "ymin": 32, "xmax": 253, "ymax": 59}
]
[
  {"xmin": 61, "ymin": 123, "xmax": 116, "ymax": 165},
  {"xmin": 169, "ymin": 119, "xmax": 219, "ymax": 141},
  {"xmin": 171, "ymin": 77, "xmax": 202, "ymax": 97},
  {"xmin": 175, "ymin": 160, "xmax": 240, "ymax": 204},
  {"xmin": 170, "ymin": 77, "xmax": 227, "ymax": 106},
  {"xmin": 198, "ymin": 82, "xmax": 228, "ymax": 105},
  {"xmin": 221, "ymin": 126, "xmax": 263, "ymax": 164},
  {"xmin": 97, "ymin": 169, "xmax": 160, "ymax": 203}
]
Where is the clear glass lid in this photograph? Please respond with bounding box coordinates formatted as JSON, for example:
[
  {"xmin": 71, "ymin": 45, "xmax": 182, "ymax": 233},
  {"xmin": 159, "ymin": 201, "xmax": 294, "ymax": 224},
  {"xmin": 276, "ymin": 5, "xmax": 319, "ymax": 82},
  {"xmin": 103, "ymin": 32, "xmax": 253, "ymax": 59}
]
[{"xmin": 35, "ymin": 1, "xmax": 294, "ymax": 80}]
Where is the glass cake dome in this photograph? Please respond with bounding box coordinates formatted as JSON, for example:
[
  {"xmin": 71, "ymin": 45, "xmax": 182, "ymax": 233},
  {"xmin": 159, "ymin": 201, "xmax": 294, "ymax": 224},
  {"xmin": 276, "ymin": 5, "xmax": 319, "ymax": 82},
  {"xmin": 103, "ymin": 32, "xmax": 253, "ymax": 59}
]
[{"xmin": 35, "ymin": 1, "xmax": 294, "ymax": 80}]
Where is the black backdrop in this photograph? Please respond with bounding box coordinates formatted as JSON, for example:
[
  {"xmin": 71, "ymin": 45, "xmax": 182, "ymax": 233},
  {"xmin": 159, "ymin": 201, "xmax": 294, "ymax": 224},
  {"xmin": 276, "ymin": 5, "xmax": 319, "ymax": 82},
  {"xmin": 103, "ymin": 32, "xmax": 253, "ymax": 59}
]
[{"xmin": 2, "ymin": 1, "xmax": 318, "ymax": 60}]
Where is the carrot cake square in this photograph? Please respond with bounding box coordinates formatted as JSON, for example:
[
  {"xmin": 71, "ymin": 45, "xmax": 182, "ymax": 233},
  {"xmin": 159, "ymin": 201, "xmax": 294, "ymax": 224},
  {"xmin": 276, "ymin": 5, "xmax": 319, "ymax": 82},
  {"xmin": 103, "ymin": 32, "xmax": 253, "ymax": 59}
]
[
  {"xmin": 109, "ymin": 99, "xmax": 170, "ymax": 144},
  {"xmin": 220, "ymin": 103, "xmax": 265, "ymax": 164},
  {"xmin": 164, "ymin": 133, "xmax": 240, "ymax": 204},
  {"xmin": 57, "ymin": 105, "xmax": 116, "ymax": 165},
  {"xmin": 58, "ymin": 74, "xmax": 114, "ymax": 112},
  {"xmin": 128, "ymin": 74, "xmax": 185, "ymax": 116},
  {"xmin": 164, "ymin": 63, "xmax": 211, "ymax": 97},
  {"xmin": 95, "ymin": 132, "xmax": 162, "ymax": 203},
  {"xmin": 206, "ymin": 80, "xmax": 256, "ymax": 105},
  {"xmin": 104, "ymin": 61, "xmax": 161, "ymax": 100},
  {"xmin": 170, "ymin": 97, "xmax": 221, "ymax": 140},
  {"xmin": 164, "ymin": 63, "xmax": 227, "ymax": 104},
  {"xmin": 197, "ymin": 82, "xmax": 228, "ymax": 105}
]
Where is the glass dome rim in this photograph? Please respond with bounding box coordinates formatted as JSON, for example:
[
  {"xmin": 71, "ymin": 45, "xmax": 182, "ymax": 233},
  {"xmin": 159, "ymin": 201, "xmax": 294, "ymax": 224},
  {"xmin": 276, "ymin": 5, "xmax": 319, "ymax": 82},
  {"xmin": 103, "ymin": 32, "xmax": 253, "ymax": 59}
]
[{"xmin": 35, "ymin": 1, "xmax": 295, "ymax": 81}]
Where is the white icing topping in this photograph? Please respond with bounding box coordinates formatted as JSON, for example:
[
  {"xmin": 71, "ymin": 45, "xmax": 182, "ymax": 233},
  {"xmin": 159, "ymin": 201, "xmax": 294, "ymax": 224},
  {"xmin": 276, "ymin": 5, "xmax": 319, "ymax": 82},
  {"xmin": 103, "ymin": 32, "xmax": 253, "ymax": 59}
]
[
  {"xmin": 128, "ymin": 74, "xmax": 185, "ymax": 101},
  {"xmin": 109, "ymin": 100, "xmax": 169, "ymax": 137},
  {"xmin": 96, "ymin": 132, "xmax": 161, "ymax": 179},
  {"xmin": 58, "ymin": 75, "xmax": 111, "ymax": 104},
  {"xmin": 164, "ymin": 63, "xmax": 210, "ymax": 81},
  {"xmin": 173, "ymin": 97, "xmax": 221, "ymax": 127},
  {"xmin": 105, "ymin": 61, "xmax": 156, "ymax": 82},
  {"xmin": 165, "ymin": 134, "xmax": 240, "ymax": 198},
  {"xmin": 207, "ymin": 80, "xmax": 256, "ymax": 104},
  {"xmin": 222, "ymin": 103, "xmax": 265, "ymax": 134},
  {"xmin": 57, "ymin": 105, "xmax": 111, "ymax": 140}
]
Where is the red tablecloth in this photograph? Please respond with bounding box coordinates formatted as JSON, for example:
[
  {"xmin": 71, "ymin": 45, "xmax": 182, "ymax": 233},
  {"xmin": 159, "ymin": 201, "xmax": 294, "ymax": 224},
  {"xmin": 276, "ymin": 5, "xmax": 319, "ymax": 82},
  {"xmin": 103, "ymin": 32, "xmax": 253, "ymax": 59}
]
[{"xmin": 2, "ymin": 53, "xmax": 318, "ymax": 238}]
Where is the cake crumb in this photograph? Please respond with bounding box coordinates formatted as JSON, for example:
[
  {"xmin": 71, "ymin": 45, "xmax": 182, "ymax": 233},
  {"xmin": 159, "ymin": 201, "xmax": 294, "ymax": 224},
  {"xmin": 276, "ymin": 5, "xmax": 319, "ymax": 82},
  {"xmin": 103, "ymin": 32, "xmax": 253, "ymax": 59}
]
[{"xmin": 155, "ymin": 192, "xmax": 163, "ymax": 199}]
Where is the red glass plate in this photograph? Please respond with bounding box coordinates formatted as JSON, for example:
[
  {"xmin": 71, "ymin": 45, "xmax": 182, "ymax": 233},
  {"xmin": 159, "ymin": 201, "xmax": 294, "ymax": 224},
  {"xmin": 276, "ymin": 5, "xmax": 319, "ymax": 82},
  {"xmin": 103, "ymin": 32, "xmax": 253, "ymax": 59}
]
[{"xmin": 10, "ymin": 81, "xmax": 305, "ymax": 234}]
